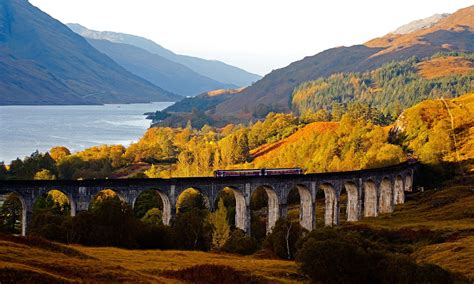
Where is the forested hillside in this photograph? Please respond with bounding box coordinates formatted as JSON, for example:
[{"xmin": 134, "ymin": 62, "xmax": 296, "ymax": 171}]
[
  {"xmin": 2, "ymin": 92, "xmax": 472, "ymax": 181},
  {"xmin": 291, "ymin": 54, "xmax": 473, "ymax": 118}
]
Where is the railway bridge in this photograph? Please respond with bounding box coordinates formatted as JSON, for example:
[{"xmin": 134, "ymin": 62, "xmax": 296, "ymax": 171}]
[{"xmin": 0, "ymin": 162, "xmax": 417, "ymax": 236}]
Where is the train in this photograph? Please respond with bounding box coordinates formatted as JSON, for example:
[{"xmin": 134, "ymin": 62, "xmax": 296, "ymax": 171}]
[{"xmin": 214, "ymin": 168, "xmax": 304, "ymax": 177}]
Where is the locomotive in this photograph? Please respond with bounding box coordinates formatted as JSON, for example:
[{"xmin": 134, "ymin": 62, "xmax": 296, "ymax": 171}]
[{"xmin": 214, "ymin": 168, "xmax": 303, "ymax": 177}]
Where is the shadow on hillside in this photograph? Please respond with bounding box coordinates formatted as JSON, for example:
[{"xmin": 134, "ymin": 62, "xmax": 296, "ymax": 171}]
[{"xmin": 414, "ymin": 159, "xmax": 474, "ymax": 188}]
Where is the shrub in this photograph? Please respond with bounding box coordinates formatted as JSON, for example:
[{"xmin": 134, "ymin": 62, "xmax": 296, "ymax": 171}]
[
  {"xmin": 28, "ymin": 210, "xmax": 70, "ymax": 243},
  {"xmin": 296, "ymin": 227, "xmax": 459, "ymax": 283},
  {"xmin": 296, "ymin": 239, "xmax": 370, "ymax": 283},
  {"xmin": 162, "ymin": 264, "xmax": 266, "ymax": 284},
  {"xmin": 70, "ymin": 199, "xmax": 141, "ymax": 248},
  {"xmin": 222, "ymin": 229, "xmax": 259, "ymax": 255},
  {"xmin": 171, "ymin": 208, "xmax": 212, "ymax": 251},
  {"xmin": 136, "ymin": 223, "xmax": 172, "ymax": 249},
  {"xmin": 263, "ymin": 219, "xmax": 305, "ymax": 259}
]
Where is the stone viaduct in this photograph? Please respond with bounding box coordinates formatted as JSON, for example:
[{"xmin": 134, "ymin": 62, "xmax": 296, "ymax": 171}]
[{"xmin": 0, "ymin": 162, "xmax": 417, "ymax": 237}]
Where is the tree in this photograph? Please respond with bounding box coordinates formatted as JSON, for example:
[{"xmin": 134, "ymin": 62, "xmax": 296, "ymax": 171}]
[
  {"xmin": 0, "ymin": 162, "xmax": 7, "ymax": 180},
  {"xmin": 296, "ymin": 239, "xmax": 370, "ymax": 283},
  {"xmin": 134, "ymin": 190, "xmax": 163, "ymax": 218},
  {"xmin": 0, "ymin": 194, "xmax": 22, "ymax": 234},
  {"xmin": 73, "ymin": 198, "xmax": 140, "ymax": 248},
  {"xmin": 331, "ymin": 103, "xmax": 345, "ymax": 121},
  {"xmin": 172, "ymin": 208, "xmax": 212, "ymax": 251},
  {"xmin": 34, "ymin": 169, "xmax": 56, "ymax": 180},
  {"xmin": 176, "ymin": 189, "xmax": 207, "ymax": 214},
  {"xmin": 264, "ymin": 218, "xmax": 305, "ymax": 259},
  {"xmin": 49, "ymin": 146, "xmax": 71, "ymax": 161},
  {"xmin": 144, "ymin": 164, "xmax": 161, "ymax": 178},
  {"xmin": 207, "ymin": 199, "xmax": 230, "ymax": 250},
  {"xmin": 141, "ymin": 208, "xmax": 163, "ymax": 226},
  {"xmin": 33, "ymin": 191, "xmax": 70, "ymax": 216},
  {"xmin": 222, "ymin": 229, "xmax": 259, "ymax": 255}
]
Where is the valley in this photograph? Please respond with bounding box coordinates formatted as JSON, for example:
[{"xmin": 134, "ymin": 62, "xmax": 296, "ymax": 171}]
[{"xmin": 0, "ymin": 1, "xmax": 473, "ymax": 283}]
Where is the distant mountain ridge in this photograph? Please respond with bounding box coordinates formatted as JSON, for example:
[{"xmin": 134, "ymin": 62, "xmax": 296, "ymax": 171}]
[
  {"xmin": 67, "ymin": 24, "xmax": 261, "ymax": 87},
  {"xmin": 0, "ymin": 0, "xmax": 180, "ymax": 105},
  {"xmin": 213, "ymin": 6, "xmax": 474, "ymax": 117},
  {"xmin": 83, "ymin": 37, "xmax": 236, "ymax": 97}
]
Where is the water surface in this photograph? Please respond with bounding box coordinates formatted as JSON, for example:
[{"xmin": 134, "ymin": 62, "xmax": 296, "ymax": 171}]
[{"xmin": 0, "ymin": 103, "xmax": 172, "ymax": 163}]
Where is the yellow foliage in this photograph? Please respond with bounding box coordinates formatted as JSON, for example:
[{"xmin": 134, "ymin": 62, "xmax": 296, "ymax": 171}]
[
  {"xmin": 397, "ymin": 92, "xmax": 474, "ymax": 172},
  {"xmin": 47, "ymin": 189, "xmax": 69, "ymax": 207}
]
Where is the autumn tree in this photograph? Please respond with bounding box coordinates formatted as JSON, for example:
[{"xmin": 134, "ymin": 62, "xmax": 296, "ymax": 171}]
[
  {"xmin": 141, "ymin": 208, "xmax": 163, "ymax": 226},
  {"xmin": 49, "ymin": 146, "xmax": 71, "ymax": 161},
  {"xmin": 207, "ymin": 199, "xmax": 231, "ymax": 250},
  {"xmin": 34, "ymin": 169, "xmax": 56, "ymax": 180}
]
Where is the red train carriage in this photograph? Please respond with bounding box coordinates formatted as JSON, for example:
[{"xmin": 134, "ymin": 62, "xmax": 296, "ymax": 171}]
[
  {"xmin": 214, "ymin": 168, "xmax": 303, "ymax": 177},
  {"xmin": 214, "ymin": 169, "xmax": 263, "ymax": 177},
  {"xmin": 264, "ymin": 168, "xmax": 304, "ymax": 175}
]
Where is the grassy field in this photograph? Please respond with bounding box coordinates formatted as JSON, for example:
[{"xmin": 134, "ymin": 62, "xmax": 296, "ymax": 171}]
[
  {"xmin": 355, "ymin": 181, "xmax": 474, "ymax": 280},
  {"xmin": 0, "ymin": 234, "xmax": 301, "ymax": 283}
]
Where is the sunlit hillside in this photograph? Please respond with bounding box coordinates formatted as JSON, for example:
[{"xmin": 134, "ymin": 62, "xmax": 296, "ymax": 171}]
[
  {"xmin": 250, "ymin": 122, "xmax": 338, "ymax": 160},
  {"xmin": 417, "ymin": 56, "xmax": 473, "ymax": 79},
  {"xmin": 394, "ymin": 92, "xmax": 474, "ymax": 173}
]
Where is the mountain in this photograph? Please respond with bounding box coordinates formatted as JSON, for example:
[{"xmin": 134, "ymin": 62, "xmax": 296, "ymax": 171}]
[
  {"xmin": 213, "ymin": 6, "xmax": 474, "ymax": 117},
  {"xmin": 67, "ymin": 24, "xmax": 261, "ymax": 87},
  {"xmin": 0, "ymin": 0, "xmax": 180, "ymax": 105},
  {"xmin": 392, "ymin": 13, "xmax": 450, "ymax": 34},
  {"xmin": 83, "ymin": 37, "xmax": 235, "ymax": 97}
]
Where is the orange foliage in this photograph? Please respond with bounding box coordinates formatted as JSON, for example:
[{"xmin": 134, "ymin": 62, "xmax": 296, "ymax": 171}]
[
  {"xmin": 417, "ymin": 56, "xmax": 473, "ymax": 79},
  {"xmin": 253, "ymin": 122, "xmax": 338, "ymax": 163}
]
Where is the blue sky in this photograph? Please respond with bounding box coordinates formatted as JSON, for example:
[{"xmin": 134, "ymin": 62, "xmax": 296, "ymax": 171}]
[{"xmin": 30, "ymin": 0, "xmax": 473, "ymax": 75}]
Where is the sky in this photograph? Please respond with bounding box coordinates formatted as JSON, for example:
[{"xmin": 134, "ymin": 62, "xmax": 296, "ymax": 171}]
[{"xmin": 29, "ymin": 0, "xmax": 473, "ymax": 76}]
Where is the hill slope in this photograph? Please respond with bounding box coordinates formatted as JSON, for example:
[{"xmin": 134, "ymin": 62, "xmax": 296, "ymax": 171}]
[
  {"xmin": 84, "ymin": 38, "xmax": 235, "ymax": 97},
  {"xmin": 0, "ymin": 0, "xmax": 180, "ymax": 105},
  {"xmin": 0, "ymin": 234, "xmax": 300, "ymax": 283},
  {"xmin": 290, "ymin": 54, "xmax": 473, "ymax": 118},
  {"xmin": 215, "ymin": 6, "xmax": 474, "ymax": 117},
  {"xmin": 68, "ymin": 24, "xmax": 262, "ymax": 87}
]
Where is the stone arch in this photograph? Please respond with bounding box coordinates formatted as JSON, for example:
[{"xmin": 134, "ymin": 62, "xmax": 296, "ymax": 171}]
[
  {"xmin": 343, "ymin": 182, "xmax": 360, "ymax": 222},
  {"xmin": 405, "ymin": 173, "xmax": 413, "ymax": 192},
  {"xmin": 0, "ymin": 191, "xmax": 27, "ymax": 236},
  {"xmin": 363, "ymin": 180, "xmax": 377, "ymax": 217},
  {"xmin": 214, "ymin": 187, "xmax": 247, "ymax": 232},
  {"xmin": 175, "ymin": 187, "xmax": 210, "ymax": 214},
  {"xmin": 320, "ymin": 183, "xmax": 337, "ymax": 226},
  {"xmin": 251, "ymin": 185, "xmax": 280, "ymax": 234},
  {"xmin": 34, "ymin": 189, "xmax": 75, "ymax": 217},
  {"xmin": 393, "ymin": 175, "xmax": 404, "ymax": 205},
  {"xmin": 133, "ymin": 189, "xmax": 172, "ymax": 226},
  {"xmin": 287, "ymin": 185, "xmax": 313, "ymax": 231},
  {"xmin": 378, "ymin": 177, "xmax": 393, "ymax": 214},
  {"xmin": 89, "ymin": 188, "xmax": 125, "ymax": 210}
]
